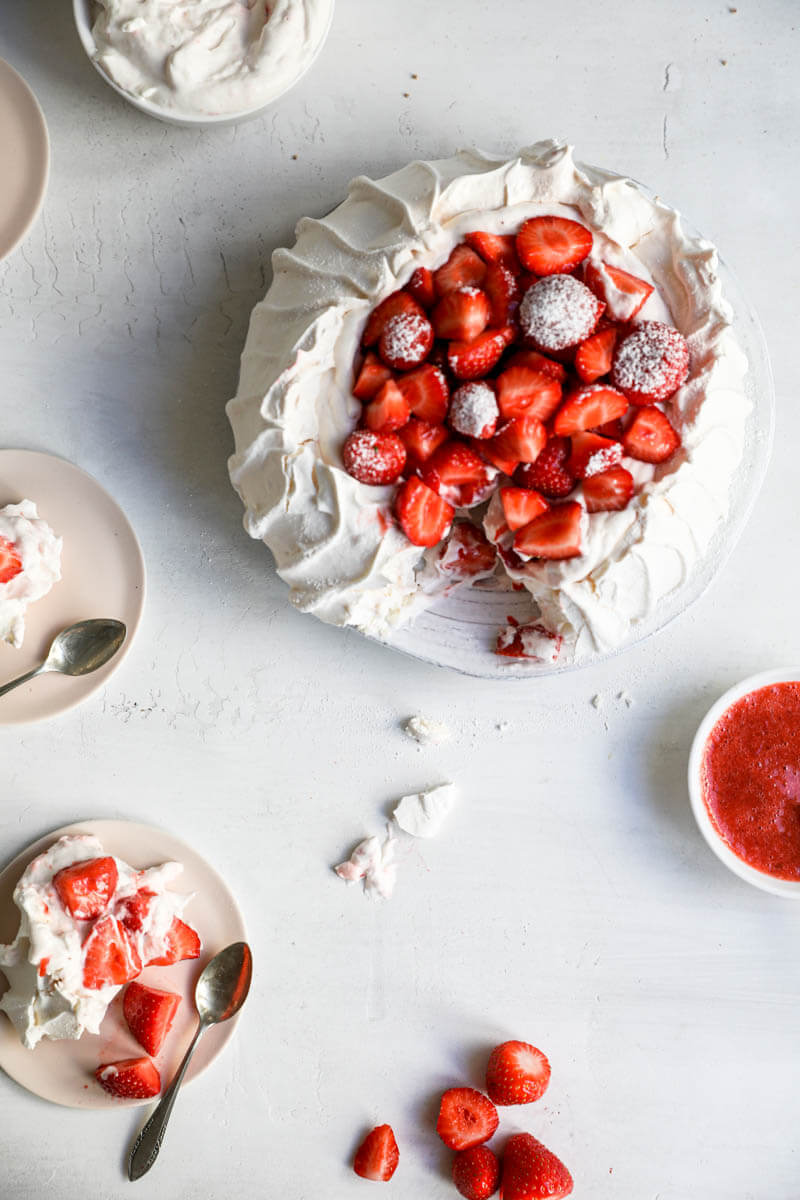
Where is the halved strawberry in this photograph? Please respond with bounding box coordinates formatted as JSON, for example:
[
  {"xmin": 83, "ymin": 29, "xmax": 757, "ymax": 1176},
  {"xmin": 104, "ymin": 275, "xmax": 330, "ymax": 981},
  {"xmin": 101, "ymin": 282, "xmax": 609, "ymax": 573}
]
[
  {"xmin": 422, "ymin": 442, "xmax": 497, "ymax": 507},
  {"xmin": 395, "ymin": 476, "xmax": 454, "ymax": 547},
  {"xmin": 53, "ymin": 856, "xmax": 118, "ymax": 921},
  {"xmin": 519, "ymin": 275, "xmax": 604, "ymax": 352},
  {"xmin": 584, "ymin": 260, "xmax": 654, "ymax": 321},
  {"xmin": 0, "ymin": 536, "xmax": 23, "ymax": 585},
  {"xmin": 567, "ymin": 431, "xmax": 623, "ymax": 480},
  {"xmin": 396, "ymin": 363, "xmax": 449, "ymax": 424},
  {"xmin": 516, "ymin": 215, "xmax": 593, "ymax": 276},
  {"xmin": 513, "ymin": 501, "xmax": 583, "ymax": 560},
  {"xmin": 432, "ymin": 287, "xmax": 490, "ymax": 341},
  {"xmin": 407, "ymin": 266, "xmax": 435, "ymax": 309},
  {"xmin": 500, "ymin": 486, "xmax": 549, "ymax": 531},
  {"xmin": 611, "ymin": 320, "xmax": 690, "ymax": 404},
  {"xmin": 574, "ymin": 326, "xmax": 618, "ymax": 383},
  {"xmin": 364, "ymin": 379, "xmax": 411, "ymax": 433},
  {"xmin": 484, "ymin": 415, "xmax": 546, "ymax": 477},
  {"xmin": 436, "ymin": 1087, "xmax": 499, "ymax": 1151},
  {"xmin": 495, "ymin": 622, "xmax": 563, "ymax": 664},
  {"xmin": 378, "ymin": 310, "xmax": 434, "ymax": 371},
  {"xmin": 515, "ymin": 436, "xmax": 575, "ymax": 499},
  {"xmin": 486, "ymin": 1040, "xmax": 551, "ymax": 1105},
  {"xmin": 95, "ymin": 1057, "xmax": 161, "ymax": 1100},
  {"xmin": 82, "ymin": 915, "xmax": 142, "ymax": 989},
  {"xmin": 434, "ymin": 244, "xmax": 487, "ymax": 297},
  {"xmin": 464, "ymin": 230, "xmax": 520, "ymax": 270},
  {"xmin": 123, "ymin": 981, "xmax": 180, "ymax": 1057},
  {"xmin": 362, "ymin": 290, "xmax": 422, "ymax": 347},
  {"xmin": 622, "ymin": 405, "xmax": 681, "ymax": 463},
  {"xmin": 437, "ymin": 522, "xmax": 497, "ymax": 580},
  {"xmin": 583, "ymin": 466, "xmax": 635, "ymax": 512},
  {"xmin": 448, "ymin": 382, "xmax": 499, "ymax": 439},
  {"xmin": 353, "ymin": 352, "xmax": 393, "ymax": 400},
  {"xmin": 117, "ymin": 888, "xmax": 156, "ymax": 934},
  {"xmin": 452, "ymin": 1145, "xmax": 500, "ymax": 1200},
  {"xmin": 343, "ymin": 429, "xmax": 407, "ymax": 485},
  {"xmin": 397, "ymin": 418, "xmax": 449, "ymax": 469},
  {"xmin": 501, "ymin": 1133, "xmax": 573, "ymax": 1200},
  {"xmin": 147, "ymin": 918, "xmax": 201, "ymax": 967},
  {"xmin": 353, "ymin": 1124, "xmax": 399, "ymax": 1182},
  {"xmin": 495, "ymin": 367, "xmax": 562, "ymax": 422},
  {"xmin": 484, "ymin": 262, "xmax": 520, "ymax": 327},
  {"xmin": 552, "ymin": 384, "xmax": 628, "ymax": 436},
  {"xmin": 447, "ymin": 326, "xmax": 515, "ymax": 380},
  {"xmin": 503, "ymin": 348, "xmax": 567, "ymax": 383}
]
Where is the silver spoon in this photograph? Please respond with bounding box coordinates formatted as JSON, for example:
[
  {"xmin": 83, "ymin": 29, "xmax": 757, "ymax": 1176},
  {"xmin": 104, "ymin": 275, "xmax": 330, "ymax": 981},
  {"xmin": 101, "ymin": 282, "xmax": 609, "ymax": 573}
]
[
  {"xmin": 0, "ymin": 618, "xmax": 127, "ymax": 698},
  {"xmin": 128, "ymin": 941, "xmax": 253, "ymax": 1182}
]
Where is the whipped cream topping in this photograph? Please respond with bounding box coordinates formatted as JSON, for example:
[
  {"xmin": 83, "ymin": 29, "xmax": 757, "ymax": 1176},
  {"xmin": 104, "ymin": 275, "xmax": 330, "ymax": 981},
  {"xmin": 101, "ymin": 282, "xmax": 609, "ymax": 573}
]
[
  {"xmin": 0, "ymin": 835, "xmax": 195, "ymax": 1049},
  {"xmin": 89, "ymin": 0, "xmax": 334, "ymax": 118},
  {"xmin": 393, "ymin": 783, "xmax": 458, "ymax": 838},
  {"xmin": 0, "ymin": 501, "xmax": 62, "ymax": 649},
  {"xmin": 227, "ymin": 141, "xmax": 750, "ymax": 661}
]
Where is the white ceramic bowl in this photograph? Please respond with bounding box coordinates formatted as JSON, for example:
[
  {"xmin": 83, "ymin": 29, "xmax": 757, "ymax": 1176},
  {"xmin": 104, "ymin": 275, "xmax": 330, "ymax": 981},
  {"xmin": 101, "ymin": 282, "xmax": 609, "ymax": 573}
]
[
  {"xmin": 688, "ymin": 669, "xmax": 800, "ymax": 898},
  {"xmin": 72, "ymin": 0, "xmax": 335, "ymax": 128}
]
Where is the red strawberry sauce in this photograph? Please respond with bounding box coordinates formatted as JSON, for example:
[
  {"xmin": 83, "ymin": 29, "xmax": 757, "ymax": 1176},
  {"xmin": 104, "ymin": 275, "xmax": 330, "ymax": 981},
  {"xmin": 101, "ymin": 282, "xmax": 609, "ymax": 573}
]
[{"xmin": 701, "ymin": 682, "xmax": 800, "ymax": 880}]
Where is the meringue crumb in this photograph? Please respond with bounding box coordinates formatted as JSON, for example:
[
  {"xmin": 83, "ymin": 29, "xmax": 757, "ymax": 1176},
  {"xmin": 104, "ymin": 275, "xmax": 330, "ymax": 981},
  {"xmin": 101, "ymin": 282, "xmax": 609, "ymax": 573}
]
[
  {"xmin": 403, "ymin": 715, "xmax": 450, "ymax": 745},
  {"xmin": 334, "ymin": 831, "xmax": 397, "ymax": 899},
  {"xmin": 393, "ymin": 783, "xmax": 458, "ymax": 838},
  {"xmin": 617, "ymin": 690, "xmax": 634, "ymax": 708},
  {"xmin": 591, "ymin": 694, "xmax": 603, "ymax": 709}
]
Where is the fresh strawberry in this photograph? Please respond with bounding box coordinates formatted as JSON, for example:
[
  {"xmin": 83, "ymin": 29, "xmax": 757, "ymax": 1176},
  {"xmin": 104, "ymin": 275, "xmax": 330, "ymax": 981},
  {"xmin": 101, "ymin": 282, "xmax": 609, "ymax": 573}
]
[
  {"xmin": 485, "ymin": 416, "xmax": 546, "ymax": 477},
  {"xmin": 567, "ymin": 432, "xmax": 623, "ymax": 480},
  {"xmin": 622, "ymin": 405, "xmax": 681, "ymax": 463},
  {"xmin": 584, "ymin": 260, "xmax": 654, "ymax": 321},
  {"xmin": 486, "ymin": 1040, "xmax": 551, "ymax": 1105},
  {"xmin": 422, "ymin": 442, "xmax": 497, "ymax": 507},
  {"xmin": 447, "ymin": 326, "xmax": 515, "ymax": 380},
  {"xmin": 484, "ymin": 262, "xmax": 520, "ymax": 327},
  {"xmin": 364, "ymin": 379, "xmax": 411, "ymax": 433},
  {"xmin": 362, "ymin": 290, "xmax": 422, "ymax": 347},
  {"xmin": 495, "ymin": 623, "xmax": 563, "ymax": 664},
  {"xmin": 38, "ymin": 957, "xmax": 50, "ymax": 977},
  {"xmin": 436, "ymin": 1087, "xmax": 499, "ymax": 1151},
  {"xmin": 583, "ymin": 466, "xmax": 635, "ymax": 512},
  {"xmin": 343, "ymin": 429, "xmax": 407, "ymax": 485},
  {"xmin": 516, "ymin": 215, "xmax": 593, "ymax": 276},
  {"xmin": 500, "ymin": 1133, "xmax": 573, "ymax": 1200},
  {"xmin": 123, "ymin": 982, "xmax": 180, "ymax": 1057},
  {"xmin": 396, "ymin": 363, "xmax": 449, "ymax": 424},
  {"xmin": 53, "ymin": 856, "xmax": 118, "ymax": 921},
  {"xmin": 574, "ymin": 326, "xmax": 618, "ymax": 383},
  {"xmin": 552, "ymin": 384, "xmax": 628, "ymax": 436},
  {"xmin": 519, "ymin": 275, "xmax": 604, "ymax": 353},
  {"xmin": 513, "ymin": 502, "xmax": 583, "ymax": 560},
  {"xmin": 515, "ymin": 436, "xmax": 575, "ymax": 499},
  {"xmin": 500, "ymin": 486, "xmax": 549, "ymax": 531},
  {"xmin": 147, "ymin": 918, "xmax": 201, "ymax": 967},
  {"xmin": 95, "ymin": 1057, "xmax": 161, "ymax": 1100},
  {"xmin": 397, "ymin": 418, "xmax": 449, "ymax": 469},
  {"xmin": 117, "ymin": 888, "xmax": 156, "ymax": 934},
  {"xmin": 503, "ymin": 348, "xmax": 567, "ymax": 383},
  {"xmin": 434, "ymin": 244, "xmax": 487, "ymax": 297},
  {"xmin": 353, "ymin": 352, "xmax": 393, "ymax": 401},
  {"xmin": 611, "ymin": 320, "xmax": 690, "ymax": 404},
  {"xmin": 593, "ymin": 417, "xmax": 625, "ymax": 440},
  {"xmin": 437, "ymin": 522, "xmax": 497, "ymax": 580},
  {"xmin": 407, "ymin": 266, "xmax": 436, "ymax": 309},
  {"xmin": 353, "ymin": 1124, "xmax": 399, "ymax": 1182},
  {"xmin": 395, "ymin": 476, "xmax": 454, "ymax": 547},
  {"xmin": 448, "ymin": 382, "xmax": 499, "ymax": 439},
  {"xmin": 495, "ymin": 367, "xmax": 562, "ymax": 422},
  {"xmin": 378, "ymin": 310, "xmax": 434, "ymax": 371},
  {"xmin": 432, "ymin": 287, "xmax": 491, "ymax": 341},
  {"xmin": 453, "ymin": 1145, "xmax": 500, "ymax": 1200},
  {"xmin": 464, "ymin": 231, "xmax": 520, "ymax": 270},
  {"xmin": 82, "ymin": 915, "xmax": 142, "ymax": 989},
  {"xmin": 0, "ymin": 536, "xmax": 23, "ymax": 585}
]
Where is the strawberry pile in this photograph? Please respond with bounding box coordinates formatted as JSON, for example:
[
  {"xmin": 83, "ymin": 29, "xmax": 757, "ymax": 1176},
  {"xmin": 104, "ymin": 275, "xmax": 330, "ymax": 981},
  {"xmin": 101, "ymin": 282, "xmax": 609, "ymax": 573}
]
[{"xmin": 342, "ymin": 216, "xmax": 689, "ymax": 573}]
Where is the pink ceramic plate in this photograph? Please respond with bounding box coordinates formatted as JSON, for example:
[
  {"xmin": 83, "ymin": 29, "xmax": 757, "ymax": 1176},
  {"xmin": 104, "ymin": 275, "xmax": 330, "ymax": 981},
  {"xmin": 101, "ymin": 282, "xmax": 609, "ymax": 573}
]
[
  {"xmin": 0, "ymin": 819, "xmax": 247, "ymax": 1109},
  {"xmin": 0, "ymin": 450, "xmax": 145, "ymax": 724},
  {"xmin": 0, "ymin": 59, "xmax": 49, "ymax": 261}
]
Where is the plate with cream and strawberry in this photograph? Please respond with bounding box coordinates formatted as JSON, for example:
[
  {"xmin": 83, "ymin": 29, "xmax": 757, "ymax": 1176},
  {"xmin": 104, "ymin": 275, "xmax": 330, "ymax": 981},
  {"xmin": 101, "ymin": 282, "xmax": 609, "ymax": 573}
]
[
  {"xmin": 0, "ymin": 819, "xmax": 246, "ymax": 1108},
  {"xmin": 227, "ymin": 140, "xmax": 773, "ymax": 677}
]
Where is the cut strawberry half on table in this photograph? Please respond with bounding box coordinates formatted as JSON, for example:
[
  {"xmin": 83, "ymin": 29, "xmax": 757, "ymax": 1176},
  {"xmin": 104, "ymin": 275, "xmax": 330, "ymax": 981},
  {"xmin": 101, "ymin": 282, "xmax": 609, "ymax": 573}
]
[
  {"xmin": 362, "ymin": 290, "xmax": 423, "ymax": 347},
  {"xmin": 436, "ymin": 1086, "xmax": 499, "ymax": 1151},
  {"xmin": 343, "ymin": 429, "xmax": 407, "ymax": 486},
  {"xmin": 495, "ymin": 622, "xmax": 563, "ymax": 663},
  {"xmin": 147, "ymin": 918, "xmax": 201, "ymax": 967},
  {"xmin": 611, "ymin": 319, "xmax": 690, "ymax": 404},
  {"xmin": 353, "ymin": 1124, "xmax": 400, "ymax": 1182},
  {"xmin": 96, "ymin": 1056, "xmax": 161, "ymax": 1100},
  {"xmin": 0, "ymin": 536, "xmax": 23, "ymax": 584},
  {"xmin": 495, "ymin": 366, "xmax": 562, "ymax": 422},
  {"xmin": 407, "ymin": 266, "xmax": 435, "ymax": 309},
  {"xmin": 583, "ymin": 466, "xmax": 635, "ymax": 512},
  {"xmin": 377, "ymin": 309, "xmax": 434, "ymax": 370},
  {"xmin": 353, "ymin": 352, "xmax": 393, "ymax": 401},
  {"xmin": 501, "ymin": 1133, "xmax": 573, "ymax": 1200},
  {"xmin": 584, "ymin": 259, "xmax": 654, "ymax": 321},
  {"xmin": 397, "ymin": 418, "xmax": 449, "ymax": 468},
  {"xmin": 513, "ymin": 502, "xmax": 583, "ymax": 560},
  {"xmin": 396, "ymin": 363, "xmax": 449, "ymax": 424},
  {"xmin": 437, "ymin": 521, "xmax": 497, "ymax": 579},
  {"xmin": 574, "ymin": 325, "xmax": 618, "ymax": 383},
  {"xmin": 395, "ymin": 476, "xmax": 454, "ymax": 547},
  {"xmin": 123, "ymin": 981, "xmax": 181, "ymax": 1057},
  {"xmin": 434, "ymin": 244, "xmax": 487, "ymax": 296},
  {"xmin": 516, "ymin": 215, "xmax": 593, "ymax": 276},
  {"xmin": 53, "ymin": 856, "xmax": 118, "ymax": 921},
  {"xmin": 364, "ymin": 379, "xmax": 411, "ymax": 433},
  {"xmin": 622, "ymin": 405, "xmax": 681, "ymax": 463},
  {"xmin": 515, "ymin": 436, "xmax": 575, "ymax": 499},
  {"xmin": 447, "ymin": 326, "xmax": 514, "ymax": 380},
  {"xmin": 486, "ymin": 1039, "xmax": 551, "ymax": 1105},
  {"xmin": 500, "ymin": 486, "xmax": 549, "ymax": 531},
  {"xmin": 567, "ymin": 431, "xmax": 623, "ymax": 480},
  {"xmin": 422, "ymin": 441, "xmax": 497, "ymax": 507},
  {"xmin": 552, "ymin": 383, "xmax": 628, "ymax": 436},
  {"xmin": 464, "ymin": 230, "xmax": 520, "ymax": 270},
  {"xmin": 485, "ymin": 415, "xmax": 546, "ymax": 476},
  {"xmin": 453, "ymin": 1145, "xmax": 500, "ymax": 1200},
  {"xmin": 82, "ymin": 915, "xmax": 142, "ymax": 989},
  {"xmin": 484, "ymin": 262, "xmax": 520, "ymax": 327},
  {"xmin": 504, "ymin": 347, "xmax": 567, "ymax": 383},
  {"xmin": 432, "ymin": 286, "xmax": 490, "ymax": 341}
]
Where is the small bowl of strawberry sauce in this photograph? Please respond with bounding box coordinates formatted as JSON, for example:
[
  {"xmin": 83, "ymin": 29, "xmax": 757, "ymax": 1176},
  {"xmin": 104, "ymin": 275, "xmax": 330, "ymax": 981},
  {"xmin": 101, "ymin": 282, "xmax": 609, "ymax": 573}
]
[{"xmin": 689, "ymin": 671, "xmax": 800, "ymax": 897}]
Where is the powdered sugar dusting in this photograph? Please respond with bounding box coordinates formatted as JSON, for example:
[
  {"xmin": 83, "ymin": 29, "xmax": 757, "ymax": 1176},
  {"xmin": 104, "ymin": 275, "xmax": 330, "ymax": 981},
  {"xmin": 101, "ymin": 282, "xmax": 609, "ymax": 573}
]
[
  {"xmin": 380, "ymin": 312, "xmax": 432, "ymax": 368},
  {"xmin": 519, "ymin": 274, "xmax": 602, "ymax": 351},
  {"xmin": 611, "ymin": 320, "xmax": 689, "ymax": 400},
  {"xmin": 449, "ymin": 382, "xmax": 499, "ymax": 438},
  {"xmin": 342, "ymin": 429, "xmax": 404, "ymax": 485}
]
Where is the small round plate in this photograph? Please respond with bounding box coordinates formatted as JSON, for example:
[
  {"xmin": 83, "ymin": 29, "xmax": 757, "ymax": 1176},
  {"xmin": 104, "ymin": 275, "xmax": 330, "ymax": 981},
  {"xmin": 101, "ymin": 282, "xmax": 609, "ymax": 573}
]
[
  {"xmin": 0, "ymin": 450, "xmax": 145, "ymax": 724},
  {"xmin": 0, "ymin": 59, "xmax": 49, "ymax": 261},
  {"xmin": 0, "ymin": 819, "xmax": 248, "ymax": 1109}
]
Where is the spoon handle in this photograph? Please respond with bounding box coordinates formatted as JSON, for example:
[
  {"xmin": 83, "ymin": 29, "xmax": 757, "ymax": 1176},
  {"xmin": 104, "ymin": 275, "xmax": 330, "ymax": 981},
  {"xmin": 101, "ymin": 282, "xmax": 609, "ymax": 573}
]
[
  {"xmin": 128, "ymin": 1020, "xmax": 207, "ymax": 1182},
  {"xmin": 0, "ymin": 663, "xmax": 46, "ymax": 699}
]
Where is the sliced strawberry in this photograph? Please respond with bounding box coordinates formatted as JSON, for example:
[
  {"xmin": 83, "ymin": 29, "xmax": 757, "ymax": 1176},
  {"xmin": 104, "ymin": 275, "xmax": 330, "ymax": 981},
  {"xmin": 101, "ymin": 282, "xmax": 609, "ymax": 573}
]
[
  {"xmin": 353, "ymin": 352, "xmax": 393, "ymax": 401},
  {"xmin": 407, "ymin": 266, "xmax": 435, "ymax": 309},
  {"xmin": 436, "ymin": 1087, "xmax": 499, "ymax": 1151},
  {"xmin": 484, "ymin": 415, "xmax": 546, "ymax": 477},
  {"xmin": 434, "ymin": 244, "xmax": 487, "ymax": 297},
  {"xmin": 567, "ymin": 431, "xmax": 623, "ymax": 480},
  {"xmin": 516, "ymin": 215, "xmax": 593, "ymax": 276},
  {"xmin": 552, "ymin": 384, "xmax": 628, "ymax": 436},
  {"xmin": 453, "ymin": 1145, "xmax": 500, "ymax": 1200},
  {"xmin": 464, "ymin": 230, "xmax": 520, "ymax": 270},
  {"xmin": 513, "ymin": 501, "xmax": 583, "ymax": 561},
  {"xmin": 396, "ymin": 363, "xmax": 449, "ymax": 424},
  {"xmin": 432, "ymin": 287, "xmax": 490, "ymax": 341},
  {"xmin": 422, "ymin": 442, "xmax": 497, "ymax": 507},
  {"xmin": 95, "ymin": 1057, "xmax": 161, "ymax": 1101},
  {"xmin": 622, "ymin": 405, "xmax": 681, "ymax": 463},
  {"xmin": 503, "ymin": 348, "xmax": 567, "ymax": 383},
  {"xmin": 362, "ymin": 290, "xmax": 422, "ymax": 347},
  {"xmin": 447, "ymin": 326, "xmax": 515, "ymax": 381},
  {"xmin": 486, "ymin": 1040, "xmax": 551, "ymax": 1105},
  {"xmin": 397, "ymin": 418, "xmax": 449, "ymax": 469},
  {"xmin": 364, "ymin": 379, "xmax": 411, "ymax": 433},
  {"xmin": 117, "ymin": 888, "xmax": 156, "ymax": 934},
  {"xmin": 484, "ymin": 262, "xmax": 520, "ymax": 327},
  {"xmin": 611, "ymin": 320, "xmax": 690, "ymax": 404},
  {"xmin": 437, "ymin": 521, "xmax": 497, "ymax": 580},
  {"xmin": 53, "ymin": 856, "xmax": 118, "ymax": 921},
  {"xmin": 495, "ymin": 623, "xmax": 563, "ymax": 664},
  {"xmin": 123, "ymin": 982, "xmax": 180, "ymax": 1057},
  {"xmin": 448, "ymin": 382, "xmax": 499, "ymax": 439},
  {"xmin": 342, "ymin": 429, "xmax": 407, "ymax": 485},
  {"xmin": 353, "ymin": 1124, "xmax": 399, "ymax": 1182},
  {"xmin": 147, "ymin": 918, "xmax": 201, "ymax": 967},
  {"xmin": 584, "ymin": 259, "xmax": 654, "ymax": 321},
  {"xmin": 515, "ymin": 436, "xmax": 575, "ymax": 499},
  {"xmin": 0, "ymin": 536, "xmax": 23, "ymax": 585},
  {"xmin": 38, "ymin": 957, "xmax": 50, "ymax": 977},
  {"xmin": 395, "ymin": 476, "xmax": 453, "ymax": 547},
  {"xmin": 82, "ymin": 915, "xmax": 142, "ymax": 989},
  {"xmin": 378, "ymin": 310, "xmax": 434, "ymax": 371},
  {"xmin": 593, "ymin": 416, "xmax": 625, "ymax": 440},
  {"xmin": 574, "ymin": 326, "xmax": 618, "ymax": 383},
  {"xmin": 501, "ymin": 1133, "xmax": 573, "ymax": 1200},
  {"xmin": 519, "ymin": 275, "xmax": 604, "ymax": 352},
  {"xmin": 583, "ymin": 466, "xmax": 635, "ymax": 512},
  {"xmin": 495, "ymin": 367, "xmax": 562, "ymax": 422},
  {"xmin": 500, "ymin": 486, "xmax": 549, "ymax": 531}
]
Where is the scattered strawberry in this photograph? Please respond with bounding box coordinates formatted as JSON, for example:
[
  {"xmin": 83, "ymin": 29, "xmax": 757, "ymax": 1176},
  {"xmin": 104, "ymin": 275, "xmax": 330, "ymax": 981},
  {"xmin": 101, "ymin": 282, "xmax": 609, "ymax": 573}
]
[
  {"xmin": 82, "ymin": 915, "xmax": 142, "ymax": 989},
  {"xmin": 567, "ymin": 432, "xmax": 623, "ymax": 480},
  {"xmin": 397, "ymin": 418, "xmax": 449, "ymax": 469},
  {"xmin": 584, "ymin": 260, "xmax": 654, "ymax": 321},
  {"xmin": 503, "ymin": 348, "xmax": 567, "ymax": 383},
  {"xmin": 396, "ymin": 363, "xmax": 449, "ymax": 424},
  {"xmin": 407, "ymin": 266, "xmax": 436, "ymax": 309},
  {"xmin": 484, "ymin": 263, "xmax": 520, "ymax": 327},
  {"xmin": 500, "ymin": 1133, "xmax": 573, "ymax": 1200},
  {"xmin": 422, "ymin": 442, "xmax": 497, "ymax": 507},
  {"xmin": 486, "ymin": 1040, "xmax": 551, "ymax": 1105},
  {"xmin": 123, "ymin": 982, "xmax": 180, "ymax": 1057},
  {"xmin": 364, "ymin": 379, "xmax": 411, "ymax": 433},
  {"xmin": 343, "ymin": 429, "xmax": 407, "ymax": 486},
  {"xmin": 95, "ymin": 1057, "xmax": 161, "ymax": 1101},
  {"xmin": 0, "ymin": 536, "xmax": 23, "ymax": 585},
  {"xmin": 513, "ymin": 502, "xmax": 583, "ymax": 561},
  {"xmin": 436, "ymin": 1087, "xmax": 499, "ymax": 1151},
  {"xmin": 583, "ymin": 466, "xmax": 635, "ymax": 512},
  {"xmin": 574, "ymin": 326, "xmax": 618, "ymax": 383},
  {"xmin": 378, "ymin": 310, "xmax": 434, "ymax": 371},
  {"xmin": 362, "ymin": 290, "xmax": 423, "ymax": 347},
  {"xmin": 432, "ymin": 287, "xmax": 491, "ymax": 342},
  {"xmin": 434, "ymin": 244, "xmax": 487, "ymax": 297},
  {"xmin": 514, "ymin": 436, "xmax": 575, "ymax": 499},
  {"xmin": 448, "ymin": 382, "xmax": 499, "ymax": 439},
  {"xmin": 495, "ymin": 367, "xmax": 562, "ymax": 422},
  {"xmin": 117, "ymin": 888, "xmax": 156, "ymax": 934},
  {"xmin": 395, "ymin": 476, "xmax": 454, "ymax": 547},
  {"xmin": 495, "ymin": 623, "xmax": 563, "ymax": 663},
  {"xmin": 353, "ymin": 1124, "xmax": 400, "ymax": 1182},
  {"xmin": 611, "ymin": 320, "xmax": 690, "ymax": 404},
  {"xmin": 464, "ymin": 231, "xmax": 520, "ymax": 270},
  {"xmin": 146, "ymin": 918, "xmax": 201, "ymax": 967},
  {"xmin": 437, "ymin": 522, "xmax": 497, "ymax": 580},
  {"xmin": 552, "ymin": 384, "xmax": 628, "ymax": 436},
  {"xmin": 519, "ymin": 275, "xmax": 604, "ymax": 353},
  {"xmin": 516, "ymin": 215, "xmax": 593, "ymax": 276},
  {"xmin": 485, "ymin": 416, "xmax": 546, "ymax": 476},
  {"xmin": 499, "ymin": 487, "xmax": 549, "ymax": 531},
  {"xmin": 53, "ymin": 856, "xmax": 118, "ymax": 921},
  {"xmin": 453, "ymin": 1145, "xmax": 500, "ymax": 1200},
  {"xmin": 447, "ymin": 326, "xmax": 515, "ymax": 380},
  {"xmin": 622, "ymin": 405, "xmax": 681, "ymax": 463}
]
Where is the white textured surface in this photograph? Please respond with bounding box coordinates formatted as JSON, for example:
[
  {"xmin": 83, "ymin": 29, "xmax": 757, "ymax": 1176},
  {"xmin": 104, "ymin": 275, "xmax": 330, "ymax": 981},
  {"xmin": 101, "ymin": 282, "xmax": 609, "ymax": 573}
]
[{"xmin": 0, "ymin": 2, "xmax": 798, "ymax": 1197}]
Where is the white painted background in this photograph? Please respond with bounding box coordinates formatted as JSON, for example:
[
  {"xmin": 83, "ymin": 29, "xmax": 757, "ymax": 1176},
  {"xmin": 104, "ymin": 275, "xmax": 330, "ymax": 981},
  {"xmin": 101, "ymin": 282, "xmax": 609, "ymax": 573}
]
[{"xmin": 1, "ymin": 2, "xmax": 798, "ymax": 1196}]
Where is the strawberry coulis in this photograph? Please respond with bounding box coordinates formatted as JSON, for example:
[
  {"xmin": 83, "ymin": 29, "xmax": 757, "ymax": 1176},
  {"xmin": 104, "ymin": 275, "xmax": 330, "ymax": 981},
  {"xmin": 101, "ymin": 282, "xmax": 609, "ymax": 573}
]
[{"xmin": 701, "ymin": 683, "xmax": 800, "ymax": 880}]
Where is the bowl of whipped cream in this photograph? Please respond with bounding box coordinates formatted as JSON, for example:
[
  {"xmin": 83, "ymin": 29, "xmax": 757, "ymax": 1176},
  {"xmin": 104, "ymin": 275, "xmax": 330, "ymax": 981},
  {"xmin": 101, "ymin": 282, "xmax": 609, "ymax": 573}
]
[{"xmin": 73, "ymin": 0, "xmax": 335, "ymax": 127}]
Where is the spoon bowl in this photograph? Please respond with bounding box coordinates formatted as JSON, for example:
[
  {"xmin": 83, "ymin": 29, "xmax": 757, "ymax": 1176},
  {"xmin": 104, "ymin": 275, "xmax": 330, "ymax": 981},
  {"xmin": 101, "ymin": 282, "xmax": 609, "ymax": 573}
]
[{"xmin": 0, "ymin": 618, "xmax": 127, "ymax": 700}]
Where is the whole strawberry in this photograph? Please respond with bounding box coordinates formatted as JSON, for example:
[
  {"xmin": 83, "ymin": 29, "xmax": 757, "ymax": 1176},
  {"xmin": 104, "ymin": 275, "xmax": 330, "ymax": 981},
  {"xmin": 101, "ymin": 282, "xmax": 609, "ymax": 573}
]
[
  {"xmin": 500, "ymin": 1132, "xmax": 573, "ymax": 1200},
  {"xmin": 486, "ymin": 1041, "xmax": 550, "ymax": 1106}
]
